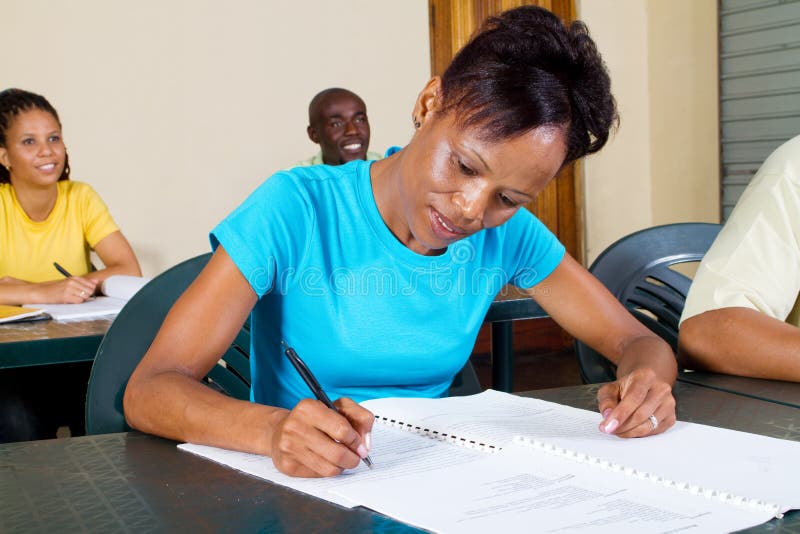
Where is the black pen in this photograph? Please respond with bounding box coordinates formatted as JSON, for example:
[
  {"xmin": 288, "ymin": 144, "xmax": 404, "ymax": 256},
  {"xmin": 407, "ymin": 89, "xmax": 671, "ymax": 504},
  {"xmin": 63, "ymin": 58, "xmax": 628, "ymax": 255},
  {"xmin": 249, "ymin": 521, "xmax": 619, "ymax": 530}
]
[
  {"xmin": 53, "ymin": 262, "xmax": 72, "ymax": 278},
  {"xmin": 281, "ymin": 340, "xmax": 374, "ymax": 469}
]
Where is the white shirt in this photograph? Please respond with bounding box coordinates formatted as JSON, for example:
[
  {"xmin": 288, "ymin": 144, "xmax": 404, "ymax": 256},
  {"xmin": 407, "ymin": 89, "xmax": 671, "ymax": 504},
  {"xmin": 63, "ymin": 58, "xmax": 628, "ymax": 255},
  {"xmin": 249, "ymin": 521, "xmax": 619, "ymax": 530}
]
[{"xmin": 681, "ymin": 134, "xmax": 800, "ymax": 327}]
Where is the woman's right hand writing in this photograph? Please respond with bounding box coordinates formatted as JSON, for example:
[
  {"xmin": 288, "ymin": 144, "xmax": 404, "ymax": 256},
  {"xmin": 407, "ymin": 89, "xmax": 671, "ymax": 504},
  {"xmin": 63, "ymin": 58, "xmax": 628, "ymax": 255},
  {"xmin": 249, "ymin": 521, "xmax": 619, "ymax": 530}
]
[
  {"xmin": 269, "ymin": 397, "xmax": 374, "ymax": 478},
  {"xmin": 35, "ymin": 276, "xmax": 98, "ymax": 303}
]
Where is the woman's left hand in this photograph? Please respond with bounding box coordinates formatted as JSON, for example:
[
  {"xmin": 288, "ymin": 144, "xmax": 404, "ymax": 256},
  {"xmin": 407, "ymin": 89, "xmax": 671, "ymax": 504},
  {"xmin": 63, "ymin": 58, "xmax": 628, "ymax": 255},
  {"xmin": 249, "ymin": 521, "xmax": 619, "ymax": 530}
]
[
  {"xmin": 596, "ymin": 366, "xmax": 676, "ymax": 437},
  {"xmin": 525, "ymin": 254, "xmax": 678, "ymax": 438}
]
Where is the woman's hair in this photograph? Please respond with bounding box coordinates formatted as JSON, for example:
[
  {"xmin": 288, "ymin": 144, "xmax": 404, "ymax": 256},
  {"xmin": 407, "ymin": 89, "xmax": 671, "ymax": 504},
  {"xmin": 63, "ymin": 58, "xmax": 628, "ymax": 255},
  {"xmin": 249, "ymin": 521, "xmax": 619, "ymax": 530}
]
[
  {"xmin": 0, "ymin": 88, "xmax": 70, "ymax": 184},
  {"xmin": 440, "ymin": 6, "xmax": 618, "ymax": 163}
]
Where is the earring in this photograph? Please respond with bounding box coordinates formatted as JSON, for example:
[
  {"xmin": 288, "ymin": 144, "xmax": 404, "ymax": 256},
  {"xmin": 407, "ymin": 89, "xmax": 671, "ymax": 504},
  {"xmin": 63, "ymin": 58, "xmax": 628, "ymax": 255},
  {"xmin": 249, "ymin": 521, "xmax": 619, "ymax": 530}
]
[{"xmin": 413, "ymin": 116, "xmax": 421, "ymax": 129}]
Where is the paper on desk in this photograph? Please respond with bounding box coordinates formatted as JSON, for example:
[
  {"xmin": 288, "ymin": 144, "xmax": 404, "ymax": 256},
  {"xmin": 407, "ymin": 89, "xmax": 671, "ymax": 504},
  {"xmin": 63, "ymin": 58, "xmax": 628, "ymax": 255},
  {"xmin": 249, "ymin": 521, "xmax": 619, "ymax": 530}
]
[
  {"xmin": 25, "ymin": 296, "xmax": 126, "ymax": 321},
  {"xmin": 179, "ymin": 390, "xmax": 800, "ymax": 533},
  {"xmin": 178, "ymin": 443, "xmax": 359, "ymax": 508},
  {"xmin": 525, "ymin": 412, "xmax": 800, "ymax": 512},
  {"xmin": 23, "ymin": 275, "xmax": 151, "ymax": 321},
  {"xmin": 178, "ymin": 422, "xmax": 490, "ymax": 508},
  {"xmin": 363, "ymin": 389, "xmax": 800, "ymax": 513},
  {"xmin": 333, "ymin": 443, "xmax": 779, "ymax": 534}
]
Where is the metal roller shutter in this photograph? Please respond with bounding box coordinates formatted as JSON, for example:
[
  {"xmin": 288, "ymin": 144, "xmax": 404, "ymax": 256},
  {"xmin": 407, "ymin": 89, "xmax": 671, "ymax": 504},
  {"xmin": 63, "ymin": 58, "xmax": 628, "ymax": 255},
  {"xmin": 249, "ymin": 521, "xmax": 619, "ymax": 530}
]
[{"xmin": 719, "ymin": 0, "xmax": 800, "ymax": 219}]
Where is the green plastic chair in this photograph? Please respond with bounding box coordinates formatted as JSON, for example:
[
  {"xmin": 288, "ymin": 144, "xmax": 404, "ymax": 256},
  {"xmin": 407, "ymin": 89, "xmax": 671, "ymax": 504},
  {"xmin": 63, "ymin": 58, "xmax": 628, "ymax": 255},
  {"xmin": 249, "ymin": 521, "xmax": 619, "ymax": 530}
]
[
  {"xmin": 86, "ymin": 253, "xmax": 479, "ymax": 434},
  {"xmin": 85, "ymin": 253, "xmax": 251, "ymax": 435},
  {"xmin": 575, "ymin": 223, "xmax": 723, "ymax": 384},
  {"xmin": 448, "ymin": 361, "xmax": 481, "ymax": 397}
]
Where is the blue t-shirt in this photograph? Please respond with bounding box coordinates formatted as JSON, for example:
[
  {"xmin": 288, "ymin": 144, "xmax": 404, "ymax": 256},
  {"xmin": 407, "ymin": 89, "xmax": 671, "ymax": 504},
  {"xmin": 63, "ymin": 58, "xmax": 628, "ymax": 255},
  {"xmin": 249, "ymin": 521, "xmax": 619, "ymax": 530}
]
[{"xmin": 211, "ymin": 153, "xmax": 565, "ymax": 409}]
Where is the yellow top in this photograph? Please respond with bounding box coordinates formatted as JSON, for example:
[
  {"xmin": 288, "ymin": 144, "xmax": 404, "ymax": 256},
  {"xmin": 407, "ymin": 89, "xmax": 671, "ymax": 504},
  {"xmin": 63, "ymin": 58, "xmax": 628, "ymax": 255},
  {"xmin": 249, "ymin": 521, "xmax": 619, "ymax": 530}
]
[
  {"xmin": 682, "ymin": 135, "xmax": 800, "ymax": 328},
  {"xmin": 0, "ymin": 180, "xmax": 119, "ymax": 282}
]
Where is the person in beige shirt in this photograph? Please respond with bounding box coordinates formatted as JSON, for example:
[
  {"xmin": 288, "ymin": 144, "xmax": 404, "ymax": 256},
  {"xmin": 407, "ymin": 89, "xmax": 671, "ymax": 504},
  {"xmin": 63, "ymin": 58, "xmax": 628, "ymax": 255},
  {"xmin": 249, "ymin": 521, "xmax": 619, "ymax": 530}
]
[{"xmin": 679, "ymin": 134, "xmax": 800, "ymax": 381}]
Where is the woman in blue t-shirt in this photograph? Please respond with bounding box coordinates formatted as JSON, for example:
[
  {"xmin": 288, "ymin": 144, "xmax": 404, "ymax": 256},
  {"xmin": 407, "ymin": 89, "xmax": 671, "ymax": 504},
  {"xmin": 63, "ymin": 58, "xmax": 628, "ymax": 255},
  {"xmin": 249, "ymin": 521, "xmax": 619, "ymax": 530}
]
[{"xmin": 125, "ymin": 6, "xmax": 678, "ymax": 478}]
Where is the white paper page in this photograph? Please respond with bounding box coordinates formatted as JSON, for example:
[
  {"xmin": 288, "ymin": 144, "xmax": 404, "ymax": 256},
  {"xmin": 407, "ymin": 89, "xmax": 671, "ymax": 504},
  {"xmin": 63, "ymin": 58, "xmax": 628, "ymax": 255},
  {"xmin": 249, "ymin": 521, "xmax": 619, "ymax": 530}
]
[
  {"xmin": 178, "ymin": 443, "xmax": 359, "ymax": 508},
  {"xmin": 24, "ymin": 296, "xmax": 127, "ymax": 320},
  {"xmin": 178, "ymin": 422, "xmax": 489, "ymax": 508},
  {"xmin": 362, "ymin": 390, "xmax": 800, "ymax": 512},
  {"xmin": 334, "ymin": 444, "xmax": 777, "ymax": 534},
  {"xmin": 537, "ymin": 419, "xmax": 800, "ymax": 512},
  {"xmin": 362, "ymin": 389, "xmax": 601, "ymax": 449},
  {"xmin": 100, "ymin": 275, "xmax": 150, "ymax": 300}
]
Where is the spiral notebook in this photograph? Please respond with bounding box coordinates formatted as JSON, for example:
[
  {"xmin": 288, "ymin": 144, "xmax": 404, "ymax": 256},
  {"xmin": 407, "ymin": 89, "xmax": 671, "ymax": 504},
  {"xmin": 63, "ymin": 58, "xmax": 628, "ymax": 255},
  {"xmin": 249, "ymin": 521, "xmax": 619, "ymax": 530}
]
[
  {"xmin": 23, "ymin": 275, "xmax": 150, "ymax": 320},
  {"xmin": 179, "ymin": 390, "xmax": 800, "ymax": 533},
  {"xmin": 0, "ymin": 305, "xmax": 49, "ymax": 324}
]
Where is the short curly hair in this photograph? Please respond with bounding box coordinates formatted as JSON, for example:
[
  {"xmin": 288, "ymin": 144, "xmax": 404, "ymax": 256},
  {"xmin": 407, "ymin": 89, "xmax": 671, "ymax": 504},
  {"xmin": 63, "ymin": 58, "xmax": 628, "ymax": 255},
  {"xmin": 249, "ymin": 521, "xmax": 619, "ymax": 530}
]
[
  {"xmin": 0, "ymin": 88, "xmax": 70, "ymax": 184},
  {"xmin": 439, "ymin": 6, "xmax": 618, "ymax": 163}
]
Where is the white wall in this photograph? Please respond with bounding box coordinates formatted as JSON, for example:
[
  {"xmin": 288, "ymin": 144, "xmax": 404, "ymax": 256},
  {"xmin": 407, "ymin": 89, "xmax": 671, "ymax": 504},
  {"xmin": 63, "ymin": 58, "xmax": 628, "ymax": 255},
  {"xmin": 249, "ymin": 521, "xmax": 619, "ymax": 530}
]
[
  {"xmin": 578, "ymin": 0, "xmax": 719, "ymax": 263},
  {"xmin": 2, "ymin": 0, "xmax": 430, "ymax": 276},
  {"xmin": 4, "ymin": 1, "xmax": 720, "ymax": 272},
  {"xmin": 577, "ymin": 0, "xmax": 653, "ymax": 263},
  {"xmin": 647, "ymin": 1, "xmax": 720, "ymax": 227}
]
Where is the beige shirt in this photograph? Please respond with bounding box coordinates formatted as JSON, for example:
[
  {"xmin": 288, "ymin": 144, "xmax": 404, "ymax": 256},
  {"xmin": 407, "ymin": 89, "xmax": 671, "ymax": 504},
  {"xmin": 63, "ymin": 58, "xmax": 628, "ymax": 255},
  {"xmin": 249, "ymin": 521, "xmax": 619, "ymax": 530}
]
[{"xmin": 681, "ymin": 134, "xmax": 800, "ymax": 327}]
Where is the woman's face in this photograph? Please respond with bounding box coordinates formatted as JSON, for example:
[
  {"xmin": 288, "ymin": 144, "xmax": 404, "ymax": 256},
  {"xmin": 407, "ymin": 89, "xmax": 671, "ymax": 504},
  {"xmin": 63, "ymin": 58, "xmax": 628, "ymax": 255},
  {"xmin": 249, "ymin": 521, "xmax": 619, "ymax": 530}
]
[
  {"xmin": 0, "ymin": 108, "xmax": 66, "ymax": 188},
  {"xmin": 392, "ymin": 111, "xmax": 567, "ymax": 256}
]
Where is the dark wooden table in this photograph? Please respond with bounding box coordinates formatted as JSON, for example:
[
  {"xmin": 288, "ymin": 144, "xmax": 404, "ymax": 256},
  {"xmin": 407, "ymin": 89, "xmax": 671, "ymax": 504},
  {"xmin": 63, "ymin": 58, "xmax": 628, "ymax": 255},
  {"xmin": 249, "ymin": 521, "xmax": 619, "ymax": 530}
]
[
  {"xmin": 484, "ymin": 285, "xmax": 547, "ymax": 392},
  {"xmin": 2, "ymin": 381, "xmax": 798, "ymax": 533},
  {"xmin": 0, "ymin": 318, "xmax": 112, "ymax": 369}
]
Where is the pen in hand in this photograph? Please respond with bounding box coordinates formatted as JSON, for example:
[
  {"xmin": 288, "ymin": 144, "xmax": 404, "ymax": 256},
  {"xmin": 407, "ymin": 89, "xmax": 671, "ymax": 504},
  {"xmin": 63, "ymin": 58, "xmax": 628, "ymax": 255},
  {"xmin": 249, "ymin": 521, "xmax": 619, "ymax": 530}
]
[
  {"xmin": 53, "ymin": 261, "xmax": 95, "ymax": 300},
  {"xmin": 281, "ymin": 340, "xmax": 374, "ymax": 469},
  {"xmin": 53, "ymin": 262, "xmax": 72, "ymax": 278}
]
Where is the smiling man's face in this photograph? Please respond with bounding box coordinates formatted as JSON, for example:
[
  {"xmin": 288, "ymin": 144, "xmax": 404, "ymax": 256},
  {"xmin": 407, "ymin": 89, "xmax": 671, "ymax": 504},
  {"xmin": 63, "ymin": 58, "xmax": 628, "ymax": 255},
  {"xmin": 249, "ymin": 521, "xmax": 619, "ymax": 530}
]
[{"xmin": 307, "ymin": 90, "xmax": 371, "ymax": 165}]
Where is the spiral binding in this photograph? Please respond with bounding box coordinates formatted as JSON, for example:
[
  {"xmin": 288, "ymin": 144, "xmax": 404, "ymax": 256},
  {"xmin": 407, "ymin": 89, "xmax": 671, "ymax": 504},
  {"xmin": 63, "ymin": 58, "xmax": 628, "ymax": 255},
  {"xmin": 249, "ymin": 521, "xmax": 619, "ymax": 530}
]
[
  {"xmin": 512, "ymin": 436, "xmax": 783, "ymax": 518},
  {"xmin": 374, "ymin": 414, "xmax": 500, "ymax": 453}
]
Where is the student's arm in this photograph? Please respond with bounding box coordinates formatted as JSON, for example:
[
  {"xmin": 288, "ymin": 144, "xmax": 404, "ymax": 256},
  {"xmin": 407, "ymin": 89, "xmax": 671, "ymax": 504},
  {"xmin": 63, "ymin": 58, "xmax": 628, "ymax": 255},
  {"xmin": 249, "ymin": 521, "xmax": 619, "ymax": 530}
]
[
  {"xmin": 678, "ymin": 308, "xmax": 800, "ymax": 381},
  {"xmin": 0, "ymin": 230, "xmax": 139, "ymax": 305},
  {"xmin": 527, "ymin": 254, "xmax": 677, "ymax": 437},
  {"xmin": 0, "ymin": 275, "xmax": 97, "ymax": 305},
  {"xmin": 87, "ymin": 230, "xmax": 142, "ymax": 284},
  {"xmin": 123, "ymin": 246, "xmax": 373, "ymax": 478},
  {"xmin": 677, "ymin": 151, "xmax": 800, "ymax": 382}
]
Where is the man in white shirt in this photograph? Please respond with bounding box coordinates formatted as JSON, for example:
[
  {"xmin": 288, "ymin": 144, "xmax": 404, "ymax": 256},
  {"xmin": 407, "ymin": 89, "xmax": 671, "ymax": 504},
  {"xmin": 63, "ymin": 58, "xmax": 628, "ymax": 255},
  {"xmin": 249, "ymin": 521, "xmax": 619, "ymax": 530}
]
[{"xmin": 679, "ymin": 135, "xmax": 800, "ymax": 381}]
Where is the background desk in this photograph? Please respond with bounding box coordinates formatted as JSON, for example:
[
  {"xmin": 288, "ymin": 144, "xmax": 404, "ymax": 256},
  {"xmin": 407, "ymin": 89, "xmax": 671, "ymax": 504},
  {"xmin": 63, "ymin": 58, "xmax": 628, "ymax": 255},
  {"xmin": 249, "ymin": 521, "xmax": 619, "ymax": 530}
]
[
  {"xmin": 678, "ymin": 370, "xmax": 800, "ymax": 410},
  {"xmin": 484, "ymin": 285, "xmax": 547, "ymax": 392},
  {"xmin": 0, "ymin": 290, "xmax": 539, "ymax": 389},
  {"xmin": 0, "ymin": 318, "xmax": 112, "ymax": 369},
  {"xmin": 1, "ymin": 296, "xmax": 534, "ymax": 390},
  {"xmin": 2, "ymin": 382, "xmax": 798, "ymax": 533}
]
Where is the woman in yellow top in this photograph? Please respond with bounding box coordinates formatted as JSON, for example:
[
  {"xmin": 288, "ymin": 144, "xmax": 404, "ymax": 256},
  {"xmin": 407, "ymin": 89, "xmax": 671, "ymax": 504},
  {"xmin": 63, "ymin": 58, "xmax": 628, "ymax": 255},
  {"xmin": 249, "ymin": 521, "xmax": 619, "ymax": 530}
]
[
  {"xmin": 0, "ymin": 88, "xmax": 141, "ymax": 443},
  {"xmin": 0, "ymin": 88, "xmax": 141, "ymax": 305}
]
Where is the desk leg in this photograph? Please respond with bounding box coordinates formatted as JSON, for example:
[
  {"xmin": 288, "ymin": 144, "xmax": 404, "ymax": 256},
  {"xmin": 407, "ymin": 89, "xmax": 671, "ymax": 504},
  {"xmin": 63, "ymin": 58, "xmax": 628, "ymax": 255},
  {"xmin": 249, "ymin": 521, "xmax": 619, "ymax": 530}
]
[{"xmin": 491, "ymin": 321, "xmax": 514, "ymax": 392}]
